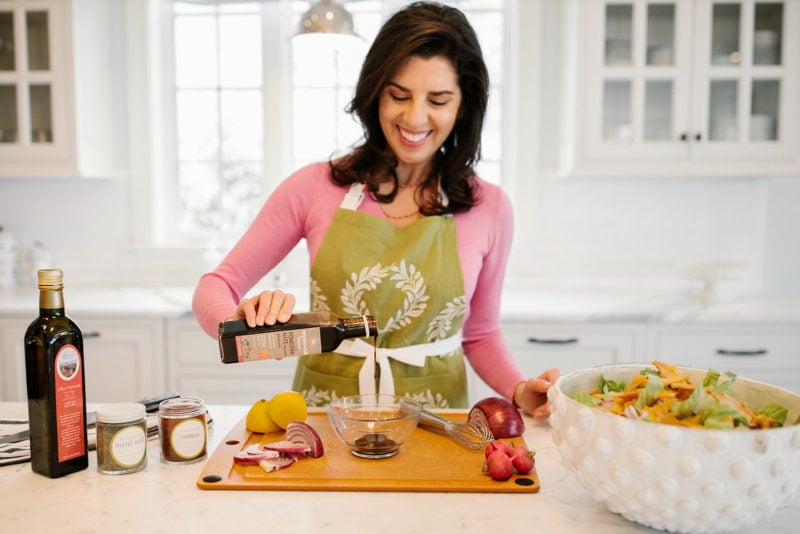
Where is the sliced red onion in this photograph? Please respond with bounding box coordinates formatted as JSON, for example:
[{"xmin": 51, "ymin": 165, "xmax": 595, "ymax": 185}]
[
  {"xmin": 233, "ymin": 448, "xmax": 279, "ymax": 465},
  {"xmin": 258, "ymin": 455, "xmax": 295, "ymax": 472},
  {"xmin": 468, "ymin": 397, "xmax": 525, "ymax": 439},
  {"xmin": 262, "ymin": 440, "xmax": 311, "ymax": 455},
  {"xmin": 286, "ymin": 421, "xmax": 325, "ymax": 458}
]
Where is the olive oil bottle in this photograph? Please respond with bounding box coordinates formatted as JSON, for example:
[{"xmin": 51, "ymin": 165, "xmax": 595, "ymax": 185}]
[
  {"xmin": 23, "ymin": 269, "xmax": 88, "ymax": 477},
  {"xmin": 218, "ymin": 310, "xmax": 377, "ymax": 364}
]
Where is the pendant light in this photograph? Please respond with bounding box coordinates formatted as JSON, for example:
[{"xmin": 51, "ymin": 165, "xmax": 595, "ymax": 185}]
[{"xmin": 296, "ymin": 0, "xmax": 357, "ymax": 37}]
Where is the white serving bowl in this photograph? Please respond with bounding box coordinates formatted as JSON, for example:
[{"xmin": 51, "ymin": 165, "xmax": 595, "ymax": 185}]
[{"xmin": 548, "ymin": 364, "xmax": 800, "ymax": 534}]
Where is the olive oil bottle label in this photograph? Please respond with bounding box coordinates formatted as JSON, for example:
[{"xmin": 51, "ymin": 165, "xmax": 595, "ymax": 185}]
[
  {"xmin": 53, "ymin": 344, "xmax": 86, "ymax": 462},
  {"xmin": 235, "ymin": 327, "xmax": 323, "ymax": 362}
]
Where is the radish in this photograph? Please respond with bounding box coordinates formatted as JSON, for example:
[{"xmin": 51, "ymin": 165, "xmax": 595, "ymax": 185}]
[
  {"xmin": 484, "ymin": 440, "xmax": 513, "ymax": 459},
  {"xmin": 486, "ymin": 450, "xmax": 514, "ymax": 480},
  {"xmin": 510, "ymin": 445, "xmax": 535, "ymax": 474}
]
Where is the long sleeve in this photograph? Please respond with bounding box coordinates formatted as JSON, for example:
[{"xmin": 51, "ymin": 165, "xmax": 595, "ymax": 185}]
[{"xmin": 457, "ymin": 183, "xmax": 526, "ymax": 401}]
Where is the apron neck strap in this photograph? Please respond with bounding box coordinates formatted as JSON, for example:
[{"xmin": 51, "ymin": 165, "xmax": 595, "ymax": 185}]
[{"xmin": 340, "ymin": 182, "xmax": 366, "ymax": 211}]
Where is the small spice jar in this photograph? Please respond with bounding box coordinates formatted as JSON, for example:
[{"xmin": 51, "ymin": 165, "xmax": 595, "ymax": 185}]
[
  {"xmin": 96, "ymin": 403, "xmax": 148, "ymax": 475},
  {"xmin": 158, "ymin": 397, "xmax": 207, "ymax": 465}
]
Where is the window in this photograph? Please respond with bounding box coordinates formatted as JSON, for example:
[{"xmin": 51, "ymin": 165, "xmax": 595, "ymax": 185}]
[{"xmin": 165, "ymin": 0, "xmax": 505, "ymax": 244}]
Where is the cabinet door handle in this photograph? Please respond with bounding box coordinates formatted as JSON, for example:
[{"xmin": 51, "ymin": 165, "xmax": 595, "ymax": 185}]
[
  {"xmin": 527, "ymin": 337, "xmax": 579, "ymax": 345},
  {"xmin": 716, "ymin": 348, "xmax": 768, "ymax": 356},
  {"xmin": 83, "ymin": 331, "xmax": 101, "ymax": 339}
]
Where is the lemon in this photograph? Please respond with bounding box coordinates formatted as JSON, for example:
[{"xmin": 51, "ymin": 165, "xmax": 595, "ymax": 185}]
[
  {"xmin": 267, "ymin": 391, "xmax": 308, "ymax": 430},
  {"xmin": 245, "ymin": 398, "xmax": 281, "ymax": 433}
]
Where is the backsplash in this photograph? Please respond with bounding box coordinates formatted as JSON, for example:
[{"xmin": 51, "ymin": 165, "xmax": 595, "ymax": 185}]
[{"xmin": 1, "ymin": 173, "xmax": 798, "ymax": 296}]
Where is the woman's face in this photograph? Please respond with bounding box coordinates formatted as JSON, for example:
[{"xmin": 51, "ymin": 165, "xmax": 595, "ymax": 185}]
[{"xmin": 378, "ymin": 55, "xmax": 462, "ymax": 177}]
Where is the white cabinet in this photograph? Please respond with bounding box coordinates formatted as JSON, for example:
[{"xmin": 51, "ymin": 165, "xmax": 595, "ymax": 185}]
[
  {"xmin": 649, "ymin": 324, "xmax": 800, "ymax": 392},
  {"xmin": 0, "ymin": 0, "xmax": 121, "ymax": 177},
  {"xmin": 566, "ymin": 0, "xmax": 800, "ymax": 176},
  {"xmin": 166, "ymin": 316, "xmax": 298, "ymax": 405},
  {"xmin": 0, "ymin": 318, "xmax": 29, "ymax": 400},
  {"xmin": 468, "ymin": 321, "xmax": 644, "ymax": 403},
  {"xmin": 0, "ymin": 314, "xmax": 165, "ymax": 403},
  {"xmin": 76, "ymin": 316, "xmax": 166, "ymax": 404}
]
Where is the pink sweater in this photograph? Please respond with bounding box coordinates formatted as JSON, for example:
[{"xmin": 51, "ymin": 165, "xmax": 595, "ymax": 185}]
[{"xmin": 192, "ymin": 162, "xmax": 526, "ymax": 400}]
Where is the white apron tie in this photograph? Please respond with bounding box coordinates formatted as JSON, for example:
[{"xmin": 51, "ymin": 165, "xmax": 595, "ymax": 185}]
[{"xmin": 335, "ymin": 332, "xmax": 463, "ymax": 396}]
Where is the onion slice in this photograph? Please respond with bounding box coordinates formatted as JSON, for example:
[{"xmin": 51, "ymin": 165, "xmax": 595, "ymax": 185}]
[
  {"xmin": 262, "ymin": 440, "xmax": 311, "ymax": 455},
  {"xmin": 468, "ymin": 397, "xmax": 525, "ymax": 439},
  {"xmin": 233, "ymin": 448, "xmax": 279, "ymax": 465},
  {"xmin": 286, "ymin": 421, "xmax": 325, "ymax": 458},
  {"xmin": 258, "ymin": 455, "xmax": 295, "ymax": 472}
]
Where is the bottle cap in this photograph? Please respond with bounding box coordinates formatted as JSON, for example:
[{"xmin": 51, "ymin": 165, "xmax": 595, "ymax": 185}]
[
  {"xmin": 37, "ymin": 269, "xmax": 63, "ymax": 289},
  {"xmin": 97, "ymin": 403, "xmax": 146, "ymax": 424}
]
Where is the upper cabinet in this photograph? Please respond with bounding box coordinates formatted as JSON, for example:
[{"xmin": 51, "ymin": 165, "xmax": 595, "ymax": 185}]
[
  {"xmin": 562, "ymin": 0, "xmax": 800, "ymax": 176},
  {"xmin": 0, "ymin": 0, "xmax": 122, "ymax": 177}
]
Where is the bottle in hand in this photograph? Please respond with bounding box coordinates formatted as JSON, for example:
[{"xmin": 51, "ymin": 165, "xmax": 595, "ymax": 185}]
[
  {"xmin": 218, "ymin": 310, "xmax": 377, "ymax": 364},
  {"xmin": 23, "ymin": 269, "xmax": 88, "ymax": 477}
]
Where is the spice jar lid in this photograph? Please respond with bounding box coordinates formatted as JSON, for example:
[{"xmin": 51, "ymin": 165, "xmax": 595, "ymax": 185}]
[{"xmin": 96, "ymin": 402, "xmax": 146, "ymax": 424}]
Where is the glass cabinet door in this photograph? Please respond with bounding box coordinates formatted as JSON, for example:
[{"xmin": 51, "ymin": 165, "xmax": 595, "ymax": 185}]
[
  {"xmin": 706, "ymin": 0, "xmax": 784, "ymax": 143},
  {"xmin": 0, "ymin": 4, "xmax": 53, "ymax": 145},
  {"xmin": 601, "ymin": 1, "xmax": 679, "ymax": 144}
]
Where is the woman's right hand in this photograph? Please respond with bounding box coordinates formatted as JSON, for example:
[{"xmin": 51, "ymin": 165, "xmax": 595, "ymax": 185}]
[{"xmin": 231, "ymin": 289, "xmax": 296, "ymax": 328}]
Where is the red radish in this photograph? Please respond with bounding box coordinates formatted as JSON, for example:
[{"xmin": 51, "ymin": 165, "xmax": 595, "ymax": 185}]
[
  {"xmin": 510, "ymin": 445, "xmax": 535, "ymax": 474},
  {"xmin": 286, "ymin": 421, "xmax": 325, "ymax": 458},
  {"xmin": 469, "ymin": 397, "xmax": 525, "ymax": 439},
  {"xmin": 486, "ymin": 450, "xmax": 514, "ymax": 480},
  {"xmin": 484, "ymin": 440, "xmax": 513, "ymax": 459}
]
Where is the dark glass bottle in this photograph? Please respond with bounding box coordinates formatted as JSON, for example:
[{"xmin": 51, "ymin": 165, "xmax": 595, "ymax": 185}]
[
  {"xmin": 218, "ymin": 310, "xmax": 377, "ymax": 364},
  {"xmin": 23, "ymin": 269, "xmax": 88, "ymax": 477}
]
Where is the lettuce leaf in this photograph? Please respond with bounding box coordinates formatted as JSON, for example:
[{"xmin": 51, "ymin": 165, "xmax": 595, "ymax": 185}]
[
  {"xmin": 573, "ymin": 391, "xmax": 600, "ymax": 407},
  {"xmin": 670, "ymin": 383, "xmax": 702, "ymax": 418},
  {"xmin": 700, "ymin": 398, "xmax": 749, "ymax": 428},
  {"xmin": 758, "ymin": 401, "xmax": 788, "ymax": 426},
  {"xmin": 599, "ymin": 376, "xmax": 626, "ymax": 394},
  {"xmin": 635, "ymin": 374, "xmax": 664, "ymax": 411}
]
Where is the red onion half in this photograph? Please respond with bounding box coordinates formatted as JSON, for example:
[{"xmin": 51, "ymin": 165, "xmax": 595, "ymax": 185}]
[
  {"xmin": 286, "ymin": 421, "xmax": 325, "ymax": 458},
  {"xmin": 468, "ymin": 397, "xmax": 525, "ymax": 439}
]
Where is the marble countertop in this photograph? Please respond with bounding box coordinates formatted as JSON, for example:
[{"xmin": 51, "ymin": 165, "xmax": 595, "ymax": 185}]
[
  {"xmin": 2, "ymin": 402, "xmax": 798, "ymax": 533},
  {"xmin": 2, "ymin": 285, "xmax": 800, "ymax": 325}
]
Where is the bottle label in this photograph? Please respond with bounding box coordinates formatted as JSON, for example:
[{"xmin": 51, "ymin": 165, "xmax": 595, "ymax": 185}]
[
  {"xmin": 53, "ymin": 344, "xmax": 86, "ymax": 462},
  {"xmin": 235, "ymin": 327, "xmax": 322, "ymax": 362}
]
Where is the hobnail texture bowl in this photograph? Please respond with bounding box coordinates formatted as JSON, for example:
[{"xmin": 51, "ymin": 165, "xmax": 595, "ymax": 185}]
[
  {"xmin": 326, "ymin": 395, "xmax": 422, "ymax": 459},
  {"xmin": 548, "ymin": 364, "xmax": 800, "ymax": 533}
]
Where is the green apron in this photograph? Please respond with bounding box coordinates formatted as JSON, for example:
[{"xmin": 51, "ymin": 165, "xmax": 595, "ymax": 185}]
[{"xmin": 292, "ymin": 183, "xmax": 469, "ymax": 409}]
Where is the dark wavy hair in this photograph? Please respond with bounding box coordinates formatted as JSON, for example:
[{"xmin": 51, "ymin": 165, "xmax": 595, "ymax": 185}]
[{"xmin": 330, "ymin": 1, "xmax": 490, "ymax": 214}]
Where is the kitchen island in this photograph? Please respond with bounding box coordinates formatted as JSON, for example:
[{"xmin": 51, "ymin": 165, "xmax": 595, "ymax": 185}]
[{"xmin": 1, "ymin": 403, "xmax": 798, "ymax": 533}]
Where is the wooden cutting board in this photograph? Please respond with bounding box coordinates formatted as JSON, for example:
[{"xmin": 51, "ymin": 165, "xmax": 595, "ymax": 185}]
[{"xmin": 197, "ymin": 411, "xmax": 539, "ymax": 493}]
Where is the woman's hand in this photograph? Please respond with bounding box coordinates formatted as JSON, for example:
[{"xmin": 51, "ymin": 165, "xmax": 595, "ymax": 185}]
[
  {"xmin": 231, "ymin": 290, "xmax": 296, "ymax": 327},
  {"xmin": 513, "ymin": 368, "xmax": 560, "ymax": 420}
]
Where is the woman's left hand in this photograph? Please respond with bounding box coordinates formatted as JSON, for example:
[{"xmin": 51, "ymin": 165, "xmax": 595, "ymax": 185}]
[{"xmin": 513, "ymin": 368, "xmax": 561, "ymax": 420}]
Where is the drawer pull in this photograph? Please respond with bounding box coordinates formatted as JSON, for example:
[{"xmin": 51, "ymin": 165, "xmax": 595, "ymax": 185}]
[
  {"xmin": 527, "ymin": 337, "xmax": 579, "ymax": 345},
  {"xmin": 716, "ymin": 348, "xmax": 767, "ymax": 356},
  {"xmin": 83, "ymin": 331, "xmax": 101, "ymax": 339}
]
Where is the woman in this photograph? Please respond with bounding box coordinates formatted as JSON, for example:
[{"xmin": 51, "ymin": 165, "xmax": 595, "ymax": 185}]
[{"xmin": 193, "ymin": 2, "xmax": 559, "ymax": 417}]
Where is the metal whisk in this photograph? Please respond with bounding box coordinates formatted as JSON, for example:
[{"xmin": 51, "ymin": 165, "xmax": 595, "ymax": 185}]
[{"xmin": 415, "ymin": 406, "xmax": 494, "ymax": 450}]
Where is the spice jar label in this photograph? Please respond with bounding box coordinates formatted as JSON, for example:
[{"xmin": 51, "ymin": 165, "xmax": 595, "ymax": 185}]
[
  {"xmin": 170, "ymin": 418, "xmax": 206, "ymax": 459},
  {"xmin": 110, "ymin": 426, "xmax": 147, "ymax": 468}
]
